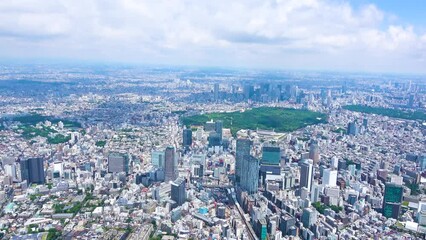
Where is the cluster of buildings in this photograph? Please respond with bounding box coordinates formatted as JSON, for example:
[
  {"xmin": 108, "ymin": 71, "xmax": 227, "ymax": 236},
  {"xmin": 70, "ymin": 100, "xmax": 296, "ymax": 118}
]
[{"xmin": 0, "ymin": 66, "xmax": 425, "ymax": 239}]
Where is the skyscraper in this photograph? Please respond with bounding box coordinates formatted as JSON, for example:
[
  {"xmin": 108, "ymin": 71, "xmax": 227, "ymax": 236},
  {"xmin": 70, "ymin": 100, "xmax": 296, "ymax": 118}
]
[
  {"xmin": 235, "ymin": 138, "xmax": 252, "ymax": 183},
  {"xmin": 171, "ymin": 177, "xmax": 186, "ymax": 207},
  {"xmin": 419, "ymin": 155, "xmax": 426, "ymax": 171},
  {"xmin": 301, "ymin": 207, "xmax": 317, "ymax": 228},
  {"xmin": 215, "ymin": 120, "xmax": 223, "ymax": 140},
  {"xmin": 347, "ymin": 121, "xmax": 359, "ymax": 136},
  {"xmin": 240, "ymin": 156, "xmax": 259, "ymax": 194},
  {"xmin": 108, "ymin": 152, "xmax": 129, "ymax": 174},
  {"xmin": 214, "ymin": 83, "xmax": 219, "ymax": 101},
  {"xmin": 261, "ymin": 146, "xmax": 281, "ymax": 166},
  {"xmin": 164, "ymin": 146, "xmax": 176, "ymax": 181},
  {"xmin": 151, "ymin": 150, "xmax": 165, "ymax": 168},
  {"xmin": 300, "ymin": 159, "xmax": 313, "ymax": 191},
  {"xmin": 20, "ymin": 158, "xmax": 45, "ymax": 184},
  {"xmin": 383, "ymin": 183, "xmax": 403, "ymax": 219},
  {"xmin": 322, "ymin": 168, "xmax": 337, "ymax": 187},
  {"xmin": 243, "ymin": 85, "xmax": 254, "ymax": 100},
  {"xmin": 309, "ymin": 142, "xmax": 320, "ymax": 165},
  {"xmin": 208, "ymin": 132, "xmax": 222, "ymax": 147},
  {"xmin": 4, "ymin": 164, "xmax": 16, "ymax": 179},
  {"xmin": 182, "ymin": 128, "xmax": 192, "ymax": 148}
]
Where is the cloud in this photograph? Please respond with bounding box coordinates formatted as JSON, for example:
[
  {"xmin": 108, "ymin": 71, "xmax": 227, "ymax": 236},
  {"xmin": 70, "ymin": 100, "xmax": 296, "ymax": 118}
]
[{"xmin": 0, "ymin": 0, "xmax": 425, "ymax": 73}]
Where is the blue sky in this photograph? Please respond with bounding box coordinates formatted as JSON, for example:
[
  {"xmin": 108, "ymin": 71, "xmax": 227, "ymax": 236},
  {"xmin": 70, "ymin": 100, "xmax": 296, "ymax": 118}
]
[
  {"xmin": 0, "ymin": 0, "xmax": 425, "ymax": 74},
  {"xmin": 353, "ymin": 0, "xmax": 426, "ymax": 27}
]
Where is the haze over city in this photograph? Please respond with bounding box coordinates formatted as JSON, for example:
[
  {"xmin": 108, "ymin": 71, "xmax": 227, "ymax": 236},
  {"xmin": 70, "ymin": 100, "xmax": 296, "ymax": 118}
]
[{"xmin": 0, "ymin": 0, "xmax": 426, "ymax": 73}]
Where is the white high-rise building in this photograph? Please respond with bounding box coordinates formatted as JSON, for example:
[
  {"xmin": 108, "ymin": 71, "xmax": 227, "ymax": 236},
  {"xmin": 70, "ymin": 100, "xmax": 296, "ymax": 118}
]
[
  {"xmin": 331, "ymin": 157, "xmax": 339, "ymax": 169},
  {"xmin": 323, "ymin": 168, "xmax": 337, "ymax": 187},
  {"xmin": 54, "ymin": 162, "xmax": 64, "ymax": 177},
  {"xmin": 4, "ymin": 164, "xmax": 16, "ymax": 179}
]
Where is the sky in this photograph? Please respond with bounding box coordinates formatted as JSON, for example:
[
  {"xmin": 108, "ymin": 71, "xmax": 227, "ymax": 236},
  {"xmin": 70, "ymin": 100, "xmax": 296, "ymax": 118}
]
[{"xmin": 0, "ymin": 0, "xmax": 425, "ymax": 74}]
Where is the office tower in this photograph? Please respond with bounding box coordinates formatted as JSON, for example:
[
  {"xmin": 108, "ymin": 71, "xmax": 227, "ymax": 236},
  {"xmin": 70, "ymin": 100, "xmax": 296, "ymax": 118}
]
[
  {"xmin": 290, "ymin": 85, "xmax": 299, "ymax": 99},
  {"xmin": 302, "ymin": 208, "xmax": 317, "ymax": 228},
  {"xmin": 268, "ymin": 220, "xmax": 277, "ymax": 237},
  {"xmin": 309, "ymin": 142, "xmax": 320, "ymax": 165},
  {"xmin": 205, "ymin": 120, "xmax": 216, "ymax": 131},
  {"xmin": 279, "ymin": 214, "xmax": 295, "ymax": 236},
  {"xmin": 255, "ymin": 218, "xmax": 267, "ymax": 240},
  {"xmin": 214, "ymin": 83, "xmax": 219, "ymax": 101},
  {"xmin": 53, "ymin": 162, "xmax": 64, "ymax": 178},
  {"xmin": 300, "ymin": 159, "xmax": 314, "ymax": 191},
  {"xmin": 243, "ymin": 85, "xmax": 254, "ymax": 100},
  {"xmin": 301, "ymin": 187, "xmax": 309, "ymax": 200},
  {"xmin": 182, "ymin": 128, "xmax": 192, "ymax": 148},
  {"xmin": 419, "ymin": 155, "xmax": 426, "ymax": 171},
  {"xmin": 283, "ymin": 171, "xmax": 295, "ymax": 190},
  {"xmin": 331, "ymin": 157, "xmax": 339, "ymax": 170},
  {"xmin": 151, "ymin": 150, "xmax": 165, "ymax": 168},
  {"xmin": 108, "ymin": 152, "xmax": 129, "ymax": 174},
  {"xmin": 322, "ymin": 168, "xmax": 337, "ymax": 187},
  {"xmin": 4, "ymin": 164, "xmax": 16, "ymax": 179},
  {"xmin": 216, "ymin": 204, "xmax": 226, "ymax": 219},
  {"xmin": 215, "ymin": 120, "xmax": 223, "ymax": 140},
  {"xmin": 20, "ymin": 158, "xmax": 45, "ymax": 184},
  {"xmin": 347, "ymin": 121, "xmax": 359, "ymax": 136},
  {"xmin": 240, "ymin": 156, "xmax": 259, "ymax": 194},
  {"xmin": 310, "ymin": 182, "xmax": 320, "ymax": 203},
  {"xmin": 171, "ymin": 177, "xmax": 186, "ymax": 207},
  {"xmin": 208, "ymin": 132, "xmax": 222, "ymax": 147},
  {"xmin": 164, "ymin": 146, "xmax": 176, "ymax": 181},
  {"xmin": 408, "ymin": 94, "xmax": 415, "ymax": 107},
  {"xmin": 320, "ymin": 89, "xmax": 327, "ymax": 103},
  {"xmin": 363, "ymin": 118, "xmax": 368, "ymax": 129},
  {"xmin": 261, "ymin": 146, "xmax": 281, "ymax": 166},
  {"xmin": 383, "ymin": 183, "xmax": 403, "ymax": 219},
  {"xmin": 338, "ymin": 159, "xmax": 347, "ymax": 171},
  {"xmin": 235, "ymin": 138, "xmax": 252, "ymax": 183}
]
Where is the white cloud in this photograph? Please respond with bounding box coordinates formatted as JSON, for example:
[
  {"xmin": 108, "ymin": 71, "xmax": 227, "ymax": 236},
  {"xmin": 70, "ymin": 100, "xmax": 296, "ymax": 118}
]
[{"xmin": 0, "ymin": 0, "xmax": 424, "ymax": 73}]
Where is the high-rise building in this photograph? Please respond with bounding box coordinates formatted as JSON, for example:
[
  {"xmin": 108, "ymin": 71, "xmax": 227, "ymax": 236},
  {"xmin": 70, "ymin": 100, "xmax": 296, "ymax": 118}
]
[
  {"xmin": 301, "ymin": 208, "xmax": 317, "ymax": 228},
  {"xmin": 255, "ymin": 218, "xmax": 267, "ymax": 240},
  {"xmin": 363, "ymin": 118, "xmax": 368, "ymax": 130},
  {"xmin": 182, "ymin": 129, "xmax": 192, "ymax": 148},
  {"xmin": 235, "ymin": 138, "xmax": 252, "ymax": 183},
  {"xmin": 419, "ymin": 155, "xmax": 426, "ymax": 171},
  {"xmin": 382, "ymin": 183, "xmax": 403, "ymax": 219},
  {"xmin": 331, "ymin": 157, "xmax": 339, "ymax": 170},
  {"xmin": 283, "ymin": 171, "xmax": 295, "ymax": 190},
  {"xmin": 151, "ymin": 151, "xmax": 165, "ymax": 168},
  {"xmin": 108, "ymin": 152, "xmax": 129, "ymax": 174},
  {"xmin": 309, "ymin": 142, "xmax": 320, "ymax": 165},
  {"xmin": 214, "ymin": 83, "xmax": 220, "ymax": 101},
  {"xmin": 240, "ymin": 155, "xmax": 259, "ymax": 194},
  {"xmin": 347, "ymin": 121, "xmax": 359, "ymax": 136},
  {"xmin": 310, "ymin": 182, "xmax": 320, "ymax": 203},
  {"xmin": 4, "ymin": 164, "xmax": 16, "ymax": 179},
  {"xmin": 300, "ymin": 159, "xmax": 314, "ymax": 191},
  {"xmin": 171, "ymin": 177, "xmax": 186, "ymax": 207},
  {"xmin": 279, "ymin": 214, "xmax": 295, "ymax": 236},
  {"xmin": 261, "ymin": 146, "xmax": 281, "ymax": 166},
  {"xmin": 208, "ymin": 132, "xmax": 222, "ymax": 147},
  {"xmin": 322, "ymin": 168, "xmax": 337, "ymax": 187},
  {"xmin": 164, "ymin": 146, "xmax": 176, "ymax": 181},
  {"xmin": 243, "ymin": 85, "xmax": 254, "ymax": 100},
  {"xmin": 20, "ymin": 158, "xmax": 45, "ymax": 184},
  {"xmin": 408, "ymin": 94, "xmax": 415, "ymax": 107},
  {"xmin": 215, "ymin": 120, "xmax": 223, "ymax": 140}
]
